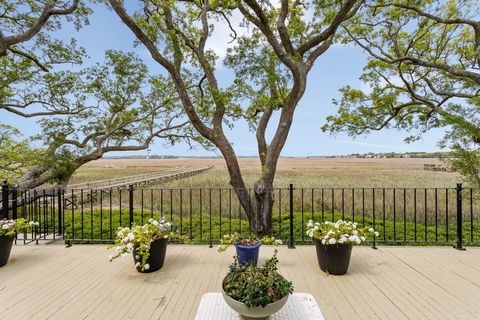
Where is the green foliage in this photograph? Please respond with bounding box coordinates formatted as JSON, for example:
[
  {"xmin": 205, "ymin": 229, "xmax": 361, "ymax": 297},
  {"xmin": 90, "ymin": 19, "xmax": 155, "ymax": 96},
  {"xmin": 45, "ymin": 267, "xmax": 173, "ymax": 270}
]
[
  {"xmin": 223, "ymin": 250, "xmax": 294, "ymax": 308},
  {"xmin": 323, "ymin": 0, "xmax": 480, "ymax": 186},
  {"xmin": 0, "ymin": 218, "xmax": 39, "ymax": 237},
  {"xmin": 217, "ymin": 232, "xmax": 282, "ymax": 252},
  {"xmin": 0, "ymin": 1, "xmax": 90, "ymax": 103},
  {"xmin": 63, "ymin": 208, "xmax": 480, "ymax": 246},
  {"xmin": 3, "ymin": 50, "xmax": 197, "ymax": 187},
  {"xmin": 0, "ymin": 124, "xmax": 42, "ymax": 180},
  {"xmin": 440, "ymin": 125, "xmax": 480, "ymax": 188}
]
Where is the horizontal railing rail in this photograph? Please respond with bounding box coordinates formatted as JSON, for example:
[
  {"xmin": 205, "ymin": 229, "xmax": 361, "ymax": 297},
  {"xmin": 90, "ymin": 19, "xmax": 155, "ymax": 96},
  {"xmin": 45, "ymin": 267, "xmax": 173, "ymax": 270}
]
[{"xmin": 1, "ymin": 181, "xmax": 478, "ymax": 249}]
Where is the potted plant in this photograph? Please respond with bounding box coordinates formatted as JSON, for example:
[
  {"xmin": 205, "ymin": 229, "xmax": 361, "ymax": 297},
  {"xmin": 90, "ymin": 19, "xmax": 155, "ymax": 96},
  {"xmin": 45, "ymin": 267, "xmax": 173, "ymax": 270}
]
[
  {"xmin": 109, "ymin": 218, "xmax": 178, "ymax": 273},
  {"xmin": 306, "ymin": 220, "xmax": 378, "ymax": 275},
  {"xmin": 218, "ymin": 232, "xmax": 282, "ymax": 266},
  {"xmin": 222, "ymin": 250, "xmax": 294, "ymax": 319},
  {"xmin": 0, "ymin": 218, "xmax": 39, "ymax": 267}
]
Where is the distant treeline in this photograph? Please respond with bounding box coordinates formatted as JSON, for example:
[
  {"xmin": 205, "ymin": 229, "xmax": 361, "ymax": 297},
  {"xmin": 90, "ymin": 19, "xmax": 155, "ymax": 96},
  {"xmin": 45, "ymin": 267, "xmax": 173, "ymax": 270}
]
[
  {"xmin": 104, "ymin": 155, "xmax": 180, "ymax": 159},
  {"xmin": 328, "ymin": 152, "xmax": 453, "ymax": 159}
]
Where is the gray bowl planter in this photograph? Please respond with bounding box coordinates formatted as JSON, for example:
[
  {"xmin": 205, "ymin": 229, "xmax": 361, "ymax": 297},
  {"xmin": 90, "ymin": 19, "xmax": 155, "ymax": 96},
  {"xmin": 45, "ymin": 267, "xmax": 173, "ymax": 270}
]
[
  {"xmin": 222, "ymin": 290, "xmax": 289, "ymax": 320},
  {"xmin": 221, "ymin": 274, "xmax": 290, "ymax": 319}
]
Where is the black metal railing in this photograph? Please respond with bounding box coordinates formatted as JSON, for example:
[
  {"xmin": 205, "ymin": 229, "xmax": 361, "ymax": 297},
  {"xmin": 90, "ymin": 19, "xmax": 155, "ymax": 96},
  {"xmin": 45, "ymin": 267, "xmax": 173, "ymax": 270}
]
[{"xmin": 1, "ymin": 181, "xmax": 479, "ymax": 248}]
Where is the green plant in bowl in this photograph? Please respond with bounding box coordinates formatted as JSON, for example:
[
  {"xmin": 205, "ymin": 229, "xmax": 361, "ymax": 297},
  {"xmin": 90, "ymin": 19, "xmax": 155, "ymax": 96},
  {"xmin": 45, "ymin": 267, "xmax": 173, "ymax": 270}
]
[{"xmin": 222, "ymin": 250, "xmax": 293, "ymax": 319}]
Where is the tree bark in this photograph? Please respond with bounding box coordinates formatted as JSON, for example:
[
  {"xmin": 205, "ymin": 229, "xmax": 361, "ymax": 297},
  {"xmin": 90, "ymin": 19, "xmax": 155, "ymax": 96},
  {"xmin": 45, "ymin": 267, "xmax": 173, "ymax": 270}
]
[{"xmin": 253, "ymin": 179, "xmax": 274, "ymax": 236}]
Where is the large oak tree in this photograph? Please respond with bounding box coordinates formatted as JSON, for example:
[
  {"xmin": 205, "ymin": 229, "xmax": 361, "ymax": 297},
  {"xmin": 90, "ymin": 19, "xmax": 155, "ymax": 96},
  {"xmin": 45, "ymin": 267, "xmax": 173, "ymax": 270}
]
[
  {"xmin": 6, "ymin": 51, "xmax": 198, "ymax": 189},
  {"xmin": 1, "ymin": 2, "xmax": 199, "ymax": 189},
  {"xmin": 107, "ymin": 0, "xmax": 363, "ymax": 234},
  {"xmin": 323, "ymin": 0, "xmax": 480, "ymax": 187}
]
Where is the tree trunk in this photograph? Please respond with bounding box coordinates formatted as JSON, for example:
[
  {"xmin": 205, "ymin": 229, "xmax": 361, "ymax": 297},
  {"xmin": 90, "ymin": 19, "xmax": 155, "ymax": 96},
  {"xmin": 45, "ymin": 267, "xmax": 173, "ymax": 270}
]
[
  {"xmin": 253, "ymin": 179, "xmax": 274, "ymax": 236},
  {"xmin": 14, "ymin": 167, "xmax": 56, "ymax": 189}
]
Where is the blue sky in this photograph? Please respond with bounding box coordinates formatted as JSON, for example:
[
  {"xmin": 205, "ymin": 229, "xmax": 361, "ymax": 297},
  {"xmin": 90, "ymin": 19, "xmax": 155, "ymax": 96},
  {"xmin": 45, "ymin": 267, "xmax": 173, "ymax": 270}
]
[{"xmin": 2, "ymin": 2, "xmax": 447, "ymax": 157}]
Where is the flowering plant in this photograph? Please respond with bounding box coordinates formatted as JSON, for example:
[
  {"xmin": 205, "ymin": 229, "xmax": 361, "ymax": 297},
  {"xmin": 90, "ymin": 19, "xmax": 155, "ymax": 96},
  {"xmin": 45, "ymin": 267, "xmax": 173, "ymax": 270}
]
[
  {"xmin": 217, "ymin": 232, "xmax": 282, "ymax": 252},
  {"xmin": 1, "ymin": 218, "xmax": 39, "ymax": 237},
  {"xmin": 109, "ymin": 218, "xmax": 175, "ymax": 271},
  {"xmin": 306, "ymin": 220, "xmax": 379, "ymax": 245}
]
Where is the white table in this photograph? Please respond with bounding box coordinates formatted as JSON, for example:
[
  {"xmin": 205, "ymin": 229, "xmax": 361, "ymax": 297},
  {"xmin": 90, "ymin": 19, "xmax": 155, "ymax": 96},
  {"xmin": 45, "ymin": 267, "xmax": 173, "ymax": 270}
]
[{"xmin": 195, "ymin": 293, "xmax": 325, "ymax": 320}]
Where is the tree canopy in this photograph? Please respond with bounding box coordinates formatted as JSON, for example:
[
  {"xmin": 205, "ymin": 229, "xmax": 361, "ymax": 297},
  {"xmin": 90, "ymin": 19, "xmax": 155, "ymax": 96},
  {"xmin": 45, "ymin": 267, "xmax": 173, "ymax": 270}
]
[
  {"xmin": 1, "ymin": 2, "xmax": 201, "ymax": 189},
  {"xmin": 323, "ymin": 0, "xmax": 480, "ymax": 186},
  {"xmin": 8, "ymin": 50, "xmax": 198, "ymax": 188},
  {"xmin": 1, "ymin": 1, "xmax": 90, "ymax": 111}
]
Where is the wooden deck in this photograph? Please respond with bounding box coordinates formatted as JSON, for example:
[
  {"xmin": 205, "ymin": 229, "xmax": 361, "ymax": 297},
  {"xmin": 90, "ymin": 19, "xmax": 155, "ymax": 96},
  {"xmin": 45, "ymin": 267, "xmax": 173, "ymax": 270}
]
[{"xmin": 1, "ymin": 245, "xmax": 479, "ymax": 320}]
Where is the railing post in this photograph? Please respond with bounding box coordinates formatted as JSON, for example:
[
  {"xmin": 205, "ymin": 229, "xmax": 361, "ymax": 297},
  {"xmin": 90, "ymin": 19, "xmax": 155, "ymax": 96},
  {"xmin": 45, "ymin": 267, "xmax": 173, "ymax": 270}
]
[
  {"xmin": 1, "ymin": 181, "xmax": 9, "ymax": 219},
  {"xmin": 288, "ymin": 184, "xmax": 295, "ymax": 249},
  {"xmin": 57, "ymin": 189, "xmax": 63, "ymax": 236},
  {"xmin": 129, "ymin": 185, "xmax": 134, "ymax": 228},
  {"xmin": 12, "ymin": 188, "xmax": 18, "ymax": 220},
  {"xmin": 455, "ymin": 183, "xmax": 466, "ymax": 250}
]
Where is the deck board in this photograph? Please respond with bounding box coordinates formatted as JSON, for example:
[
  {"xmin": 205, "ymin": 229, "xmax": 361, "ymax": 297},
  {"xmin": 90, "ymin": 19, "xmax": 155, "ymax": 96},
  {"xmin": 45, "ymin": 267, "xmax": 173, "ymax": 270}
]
[{"xmin": 0, "ymin": 244, "xmax": 479, "ymax": 320}]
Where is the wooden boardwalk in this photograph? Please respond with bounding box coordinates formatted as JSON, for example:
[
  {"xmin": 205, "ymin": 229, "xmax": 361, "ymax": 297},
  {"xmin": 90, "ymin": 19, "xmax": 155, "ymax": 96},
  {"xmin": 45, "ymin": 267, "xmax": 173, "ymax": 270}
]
[
  {"xmin": 66, "ymin": 166, "xmax": 213, "ymax": 190},
  {"xmin": 1, "ymin": 245, "xmax": 479, "ymax": 320}
]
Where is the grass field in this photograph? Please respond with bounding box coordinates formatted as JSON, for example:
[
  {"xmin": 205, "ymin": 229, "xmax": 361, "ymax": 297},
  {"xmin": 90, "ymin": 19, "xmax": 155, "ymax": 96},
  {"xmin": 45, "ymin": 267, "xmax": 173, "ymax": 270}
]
[{"xmin": 70, "ymin": 157, "xmax": 461, "ymax": 188}]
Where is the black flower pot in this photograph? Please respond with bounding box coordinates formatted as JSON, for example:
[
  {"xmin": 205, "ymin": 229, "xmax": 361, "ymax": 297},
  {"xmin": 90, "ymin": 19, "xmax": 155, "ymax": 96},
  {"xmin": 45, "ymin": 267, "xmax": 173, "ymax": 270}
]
[
  {"xmin": 133, "ymin": 238, "xmax": 168, "ymax": 273},
  {"xmin": 0, "ymin": 235, "xmax": 14, "ymax": 267},
  {"xmin": 314, "ymin": 239, "xmax": 353, "ymax": 275}
]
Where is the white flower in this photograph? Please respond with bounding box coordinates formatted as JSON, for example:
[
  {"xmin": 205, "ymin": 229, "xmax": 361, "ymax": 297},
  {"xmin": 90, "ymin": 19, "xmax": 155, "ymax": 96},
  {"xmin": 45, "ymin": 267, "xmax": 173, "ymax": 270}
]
[
  {"xmin": 148, "ymin": 218, "xmax": 154, "ymax": 223},
  {"xmin": 135, "ymin": 255, "xmax": 140, "ymax": 259},
  {"xmin": 126, "ymin": 243, "xmax": 133, "ymax": 250},
  {"xmin": 328, "ymin": 238, "xmax": 336, "ymax": 245},
  {"xmin": 307, "ymin": 220, "xmax": 314, "ymax": 228},
  {"xmin": 115, "ymin": 246, "xmax": 122, "ymax": 252},
  {"xmin": 355, "ymin": 238, "xmax": 361, "ymax": 244},
  {"xmin": 374, "ymin": 231, "xmax": 379, "ymax": 237},
  {"xmin": 338, "ymin": 237, "xmax": 345, "ymax": 244},
  {"xmin": 368, "ymin": 228, "xmax": 374, "ymax": 233},
  {"xmin": 321, "ymin": 239, "xmax": 326, "ymax": 245},
  {"xmin": 163, "ymin": 235, "xmax": 169, "ymax": 239},
  {"xmin": 275, "ymin": 239, "xmax": 283, "ymax": 245},
  {"xmin": 152, "ymin": 220, "xmax": 159, "ymax": 226},
  {"xmin": 349, "ymin": 235, "xmax": 357, "ymax": 242},
  {"xmin": 2, "ymin": 225, "xmax": 8, "ymax": 229},
  {"xmin": 353, "ymin": 230, "xmax": 358, "ymax": 235},
  {"xmin": 128, "ymin": 233, "xmax": 135, "ymax": 241},
  {"xmin": 135, "ymin": 262, "xmax": 140, "ymax": 267},
  {"xmin": 360, "ymin": 236, "xmax": 366, "ymax": 242},
  {"xmin": 144, "ymin": 263, "xmax": 150, "ymax": 270},
  {"xmin": 117, "ymin": 230, "xmax": 123, "ymax": 237}
]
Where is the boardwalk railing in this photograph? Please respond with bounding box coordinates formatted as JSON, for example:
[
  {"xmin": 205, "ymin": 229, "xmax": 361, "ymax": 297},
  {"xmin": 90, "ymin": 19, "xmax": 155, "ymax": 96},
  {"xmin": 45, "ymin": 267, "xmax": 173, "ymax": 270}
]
[
  {"xmin": 66, "ymin": 166, "xmax": 213, "ymax": 190},
  {"xmin": 1, "ymin": 182, "xmax": 479, "ymax": 248}
]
